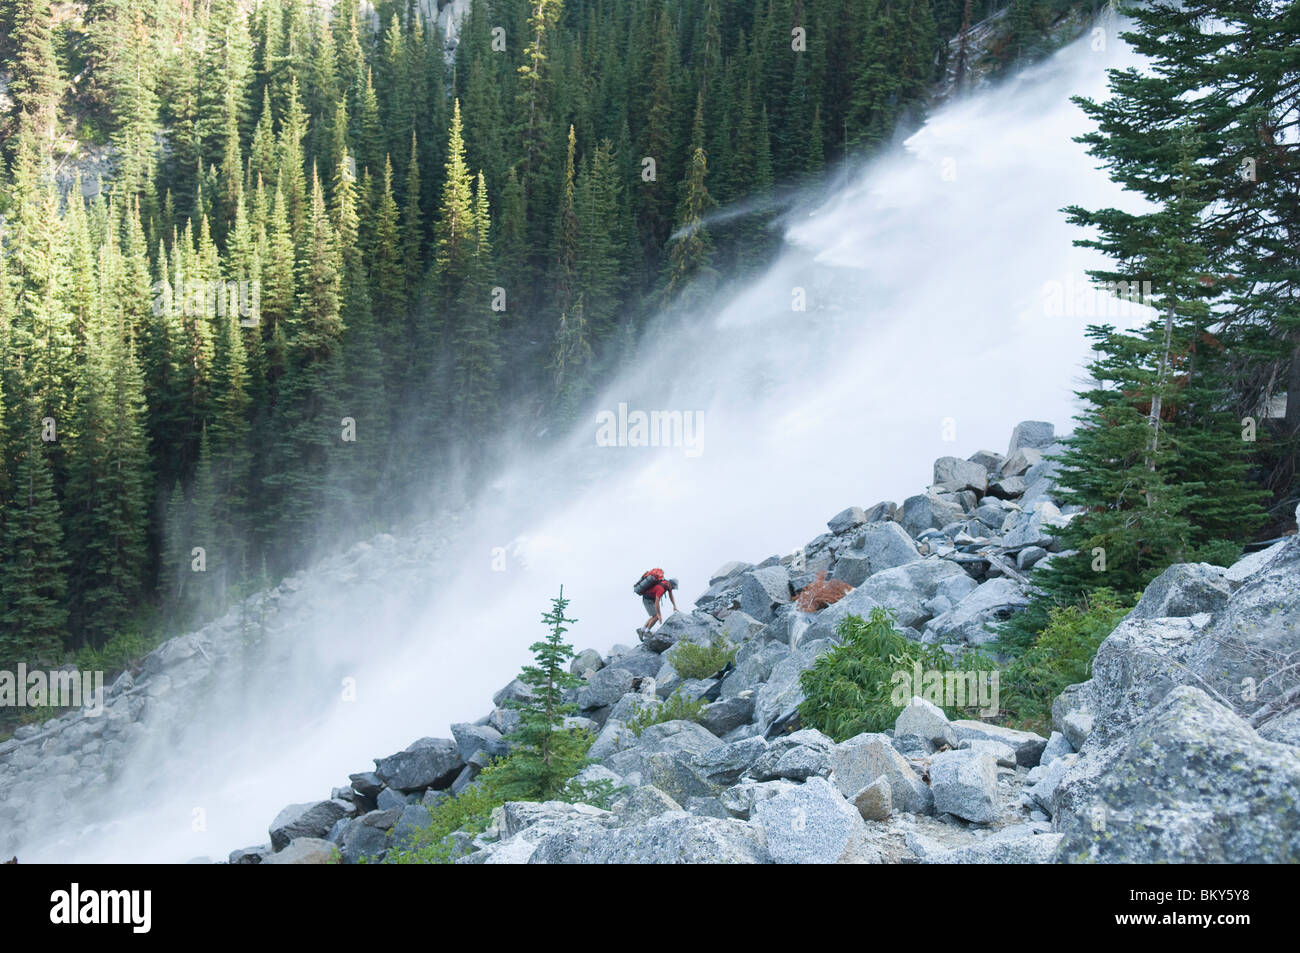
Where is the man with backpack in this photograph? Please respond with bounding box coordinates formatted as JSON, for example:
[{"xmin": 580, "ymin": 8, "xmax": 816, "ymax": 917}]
[{"xmin": 634, "ymin": 568, "xmax": 679, "ymax": 639}]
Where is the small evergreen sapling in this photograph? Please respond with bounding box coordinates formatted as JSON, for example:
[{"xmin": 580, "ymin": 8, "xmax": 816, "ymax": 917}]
[{"xmin": 494, "ymin": 586, "xmax": 592, "ymax": 801}]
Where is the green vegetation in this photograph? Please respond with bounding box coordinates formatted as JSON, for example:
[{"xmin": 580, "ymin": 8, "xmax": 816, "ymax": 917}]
[
  {"xmin": 486, "ymin": 587, "xmax": 592, "ymax": 802},
  {"xmin": 386, "ymin": 587, "xmax": 618, "ymax": 864},
  {"xmin": 997, "ymin": 589, "xmax": 1133, "ymax": 735},
  {"xmin": 798, "ymin": 607, "xmax": 995, "ymax": 743},
  {"xmin": 997, "ymin": 0, "xmax": 1293, "ymax": 663},
  {"xmin": 668, "ymin": 634, "xmax": 736, "ymax": 680},
  {"xmin": 626, "ymin": 688, "xmax": 709, "ymax": 737},
  {"xmin": 3, "ymin": 0, "xmax": 1051, "ymax": 673}
]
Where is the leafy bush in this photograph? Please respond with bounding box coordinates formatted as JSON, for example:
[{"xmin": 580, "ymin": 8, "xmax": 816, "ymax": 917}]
[
  {"xmin": 998, "ymin": 588, "xmax": 1132, "ymax": 735},
  {"xmin": 668, "ymin": 635, "xmax": 736, "ymax": 680},
  {"xmin": 625, "ymin": 689, "xmax": 708, "ymax": 737},
  {"xmin": 798, "ymin": 607, "xmax": 994, "ymax": 742}
]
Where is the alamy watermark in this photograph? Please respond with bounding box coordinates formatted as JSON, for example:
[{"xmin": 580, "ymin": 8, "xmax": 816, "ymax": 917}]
[
  {"xmin": 890, "ymin": 661, "xmax": 999, "ymax": 718},
  {"xmin": 595, "ymin": 402, "xmax": 704, "ymax": 457},
  {"xmin": 152, "ymin": 276, "xmax": 261, "ymax": 326},
  {"xmin": 1042, "ymin": 276, "xmax": 1154, "ymax": 318},
  {"xmin": 0, "ymin": 664, "xmax": 105, "ymax": 717}
]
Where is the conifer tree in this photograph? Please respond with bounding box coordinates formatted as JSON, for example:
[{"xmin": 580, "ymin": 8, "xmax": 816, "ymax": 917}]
[{"xmin": 493, "ymin": 587, "xmax": 590, "ymax": 801}]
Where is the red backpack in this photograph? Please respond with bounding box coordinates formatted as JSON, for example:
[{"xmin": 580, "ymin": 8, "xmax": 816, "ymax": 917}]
[{"xmin": 633, "ymin": 568, "xmax": 665, "ymax": 595}]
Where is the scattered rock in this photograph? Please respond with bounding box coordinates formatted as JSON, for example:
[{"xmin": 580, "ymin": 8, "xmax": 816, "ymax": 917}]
[
  {"xmin": 751, "ymin": 777, "xmax": 881, "ymax": 863},
  {"xmin": 851, "ymin": 776, "xmax": 892, "ymax": 822},
  {"xmin": 929, "ymin": 749, "xmax": 999, "ymax": 823},
  {"xmin": 269, "ymin": 799, "xmax": 355, "ymax": 851},
  {"xmin": 374, "ymin": 738, "xmax": 464, "ymax": 793}
]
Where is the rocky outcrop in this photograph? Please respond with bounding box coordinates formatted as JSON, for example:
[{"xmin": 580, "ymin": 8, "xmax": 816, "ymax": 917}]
[{"xmin": 7, "ymin": 422, "xmax": 1295, "ymax": 865}]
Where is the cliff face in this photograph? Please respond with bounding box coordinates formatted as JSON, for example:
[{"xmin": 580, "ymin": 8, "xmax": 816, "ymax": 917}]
[{"xmin": 203, "ymin": 419, "xmax": 1293, "ymax": 864}]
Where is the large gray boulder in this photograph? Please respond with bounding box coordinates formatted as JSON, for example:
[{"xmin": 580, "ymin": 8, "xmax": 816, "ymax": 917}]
[
  {"xmin": 450, "ymin": 723, "xmax": 507, "ymax": 762},
  {"xmin": 933, "ymin": 457, "xmax": 989, "ymax": 494},
  {"xmin": 856, "ymin": 559, "xmax": 972, "ymax": 630},
  {"xmin": 718, "ymin": 611, "xmax": 765, "ymax": 643},
  {"xmin": 374, "ymin": 737, "xmax": 464, "ymax": 792},
  {"xmin": 1129, "ymin": 563, "xmax": 1231, "ymax": 620},
  {"xmin": 529, "ymin": 811, "xmax": 770, "ymax": 864},
  {"xmin": 641, "ymin": 751, "xmax": 722, "ymax": 805},
  {"xmin": 698, "ymin": 694, "xmax": 755, "ymax": 736},
  {"xmin": 647, "ymin": 611, "xmax": 723, "ymax": 652},
  {"xmin": 1187, "ymin": 537, "xmax": 1300, "ymax": 718},
  {"xmin": 926, "ymin": 576, "xmax": 1031, "ymax": 646},
  {"xmin": 967, "ymin": 450, "xmax": 1005, "ymax": 474},
  {"xmin": 719, "ymin": 779, "xmax": 800, "ymax": 819},
  {"xmin": 951, "ymin": 720, "xmax": 1047, "ymax": 767},
  {"xmin": 751, "ymin": 776, "xmax": 881, "ymax": 863},
  {"xmin": 752, "ymin": 639, "xmax": 835, "ymax": 731},
  {"xmin": 1062, "ymin": 613, "xmax": 1230, "ymax": 752},
  {"xmin": 929, "ymin": 749, "xmax": 999, "ymax": 823},
  {"xmin": 1007, "ymin": 420, "xmax": 1055, "ymax": 456},
  {"xmin": 851, "ymin": 777, "xmax": 893, "ymax": 822},
  {"xmin": 830, "ymin": 733, "xmax": 933, "ymax": 815},
  {"xmin": 263, "ymin": 837, "xmax": 338, "ymax": 864},
  {"xmin": 926, "ymin": 829, "xmax": 1062, "ymax": 864},
  {"xmin": 709, "ymin": 561, "xmax": 753, "ymax": 586},
  {"xmin": 721, "ymin": 639, "xmax": 789, "ymax": 699},
  {"xmin": 335, "ymin": 809, "xmax": 400, "ymax": 864},
  {"xmin": 578, "ymin": 666, "xmax": 636, "ymax": 711},
  {"xmin": 1054, "ymin": 687, "xmax": 1300, "ymax": 863},
  {"xmin": 847, "ymin": 521, "xmax": 922, "ymax": 575},
  {"xmin": 611, "ymin": 646, "xmax": 669, "ymax": 679},
  {"xmin": 827, "ymin": 506, "xmax": 868, "ymax": 535},
  {"xmin": 1222, "ymin": 540, "xmax": 1286, "ymax": 587},
  {"xmin": 689, "ymin": 735, "xmax": 769, "ymax": 786},
  {"xmin": 603, "ymin": 720, "xmax": 723, "ymax": 780},
  {"xmin": 894, "ymin": 696, "xmax": 959, "ymax": 749},
  {"xmin": 492, "ymin": 678, "xmax": 534, "ymax": 708},
  {"xmin": 570, "ymin": 648, "xmax": 604, "ymax": 677},
  {"xmin": 900, "ymin": 493, "xmax": 967, "ymax": 538},
  {"xmin": 740, "ymin": 566, "xmax": 793, "ymax": 623},
  {"xmin": 999, "ymin": 447, "xmax": 1042, "ymax": 478},
  {"xmin": 829, "ymin": 552, "xmax": 873, "ymax": 587},
  {"xmin": 613, "ymin": 786, "xmax": 682, "ymax": 826},
  {"xmin": 746, "ymin": 729, "xmax": 835, "ymax": 782},
  {"xmin": 801, "ymin": 587, "xmax": 882, "ymax": 642},
  {"xmin": 268, "ymin": 798, "xmax": 355, "ymax": 851}
]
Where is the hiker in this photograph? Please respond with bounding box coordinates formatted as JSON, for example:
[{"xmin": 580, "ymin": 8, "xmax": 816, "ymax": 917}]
[{"xmin": 633, "ymin": 568, "xmax": 678, "ymax": 638}]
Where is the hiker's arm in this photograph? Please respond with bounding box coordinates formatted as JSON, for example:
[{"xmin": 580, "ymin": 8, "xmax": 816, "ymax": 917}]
[{"xmin": 669, "ymin": 591, "xmax": 678, "ymax": 611}]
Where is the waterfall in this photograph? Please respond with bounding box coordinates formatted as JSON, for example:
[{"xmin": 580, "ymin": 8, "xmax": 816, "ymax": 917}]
[{"xmin": 12, "ymin": 20, "xmax": 1151, "ymax": 863}]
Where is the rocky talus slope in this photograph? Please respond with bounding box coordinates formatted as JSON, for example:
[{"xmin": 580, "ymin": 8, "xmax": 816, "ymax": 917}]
[
  {"xmin": 5, "ymin": 420, "xmax": 1295, "ymax": 863},
  {"xmin": 231, "ymin": 421, "xmax": 1300, "ymax": 864}
]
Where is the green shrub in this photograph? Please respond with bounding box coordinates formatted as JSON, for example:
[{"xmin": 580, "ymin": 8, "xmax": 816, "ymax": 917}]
[
  {"xmin": 998, "ymin": 588, "xmax": 1132, "ymax": 735},
  {"xmin": 388, "ymin": 586, "xmax": 620, "ymax": 864},
  {"xmin": 798, "ymin": 607, "xmax": 995, "ymax": 742},
  {"xmin": 383, "ymin": 761, "xmax": 512, "ymax": 864},
  {"xmin": 75, "ymin": 628, "xmax": 153, "ymax": 675},
  {"xmin": 384, "ymin": 751, "xmax": 623, "ymax": 864},
  {"xmin": 668, "ymin": 635, "xmax": 736, "ymax": 680},
  {"xmin": 625, "ymin": 689, "xmax": 708, "ymax": 737}
]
